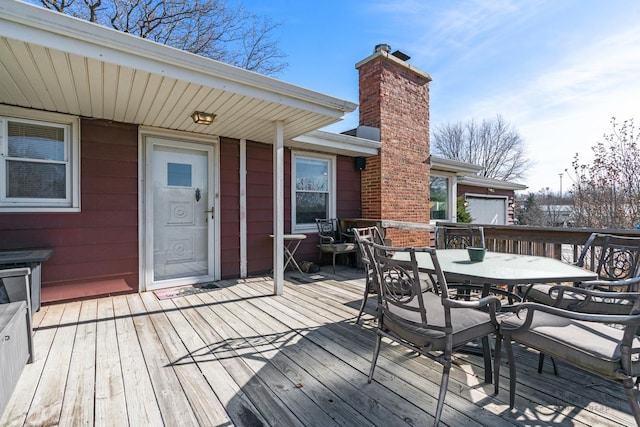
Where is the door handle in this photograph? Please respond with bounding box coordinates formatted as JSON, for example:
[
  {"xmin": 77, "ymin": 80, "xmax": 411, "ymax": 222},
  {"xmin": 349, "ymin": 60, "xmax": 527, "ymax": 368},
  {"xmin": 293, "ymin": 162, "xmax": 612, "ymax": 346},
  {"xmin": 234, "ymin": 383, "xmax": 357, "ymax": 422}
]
[{"xmin": 204, "ymin": 207, "xmax": 214, "ymax": 219}]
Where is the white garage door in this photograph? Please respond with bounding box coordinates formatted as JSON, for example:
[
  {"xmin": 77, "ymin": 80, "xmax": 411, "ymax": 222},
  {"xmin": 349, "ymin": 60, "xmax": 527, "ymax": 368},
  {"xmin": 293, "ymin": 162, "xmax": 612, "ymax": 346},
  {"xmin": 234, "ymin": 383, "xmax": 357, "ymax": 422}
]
[{"xmin": 466, "ymin": 196, "xmax": 507, "ymax": 225}]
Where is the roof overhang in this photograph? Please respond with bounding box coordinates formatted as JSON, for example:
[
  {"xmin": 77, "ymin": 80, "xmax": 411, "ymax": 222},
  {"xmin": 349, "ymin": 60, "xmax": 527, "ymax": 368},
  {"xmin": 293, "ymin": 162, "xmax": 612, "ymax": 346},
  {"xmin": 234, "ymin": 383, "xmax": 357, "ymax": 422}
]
[
  {"xmin": 291, "ymin": 130, "xmax": 380, "ymax": 157},
  {"xmin": 430, "ymin": 155, "xmax": 484, "ymax": 175},
  {"xmin": 0, "ymin": 1, "xmax": 357, "ymax": 143},
  {"xmin": 458, "ymin": 175, "xmax": 528, "ymax": 191}
]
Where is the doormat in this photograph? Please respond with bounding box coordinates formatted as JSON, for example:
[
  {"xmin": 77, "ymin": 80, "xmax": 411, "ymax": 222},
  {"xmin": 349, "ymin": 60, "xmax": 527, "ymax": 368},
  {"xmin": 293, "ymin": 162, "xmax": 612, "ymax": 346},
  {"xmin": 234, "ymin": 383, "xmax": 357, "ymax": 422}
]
[{"xmin": 153, "ymin": 282, "xmax": 220, "ymax": 300}]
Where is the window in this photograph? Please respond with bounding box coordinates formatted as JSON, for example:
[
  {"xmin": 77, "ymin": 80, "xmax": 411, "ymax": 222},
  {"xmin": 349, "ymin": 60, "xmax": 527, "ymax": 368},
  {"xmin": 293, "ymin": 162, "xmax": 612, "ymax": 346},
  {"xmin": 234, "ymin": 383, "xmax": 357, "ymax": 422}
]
[
  {"xmin": 167, "ymin": 163, "xmax": 192, "ymax": 187},
  {"xmin": 430, "ymin": 175, "xmax": 451, "ymax": 221},
  {"xmin": 0, "ymin": 108, "xmax": 80, "ymax": 212},
  {"xmin": 292, "ymin": 152, "xmax": 335, "ymax": 232}
]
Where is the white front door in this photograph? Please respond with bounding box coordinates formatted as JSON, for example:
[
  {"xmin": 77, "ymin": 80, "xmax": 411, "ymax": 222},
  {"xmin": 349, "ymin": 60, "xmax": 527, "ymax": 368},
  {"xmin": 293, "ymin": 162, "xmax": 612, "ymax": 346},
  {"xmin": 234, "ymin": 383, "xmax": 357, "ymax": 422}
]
[{"xmin": 144, "ymin": 136, "xmax": 218, "ymax": 290}]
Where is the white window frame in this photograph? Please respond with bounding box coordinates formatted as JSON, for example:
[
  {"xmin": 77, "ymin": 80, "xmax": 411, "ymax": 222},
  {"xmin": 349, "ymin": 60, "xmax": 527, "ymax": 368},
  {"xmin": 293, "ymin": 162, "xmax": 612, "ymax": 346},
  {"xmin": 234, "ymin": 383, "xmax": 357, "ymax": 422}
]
[
  {"xmin": 430, "ymin": 172, "xmax": 458, "ymax": 223},
  {"xmin": 0, "ymin": 106, "xmax": 80, "ymax": 212},
  {"xmin": 291, "ymin": 151, "xmax": 336, "ymax": 233}
]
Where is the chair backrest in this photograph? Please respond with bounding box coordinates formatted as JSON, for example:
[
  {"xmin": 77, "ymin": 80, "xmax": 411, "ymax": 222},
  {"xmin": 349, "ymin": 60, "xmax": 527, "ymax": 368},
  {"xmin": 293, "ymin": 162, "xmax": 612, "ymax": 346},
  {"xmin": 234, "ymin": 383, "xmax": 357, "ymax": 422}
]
[
  {"xmin": 315, "ymin": 218, "xmax": 342, "ymax": 244},
  {"xmin": 576, "ymin": 233, "xmax": 640, "ymax": 281},
  {"xmin": 435, "ymin": 225, "xmax": 485, "ymax": 249},
  {"xmin": 352, "ymin": 226, "xmax": 385, "ymax": 263},
  {"xmin": 365, "ymin": 241, "xmax": 451, "ymax": 327}
]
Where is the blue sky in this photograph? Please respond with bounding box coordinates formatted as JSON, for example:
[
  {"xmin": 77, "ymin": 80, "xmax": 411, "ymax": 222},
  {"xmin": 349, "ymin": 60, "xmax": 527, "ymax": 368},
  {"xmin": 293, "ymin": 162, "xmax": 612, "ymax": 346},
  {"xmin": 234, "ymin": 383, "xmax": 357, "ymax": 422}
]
[{"xmin": 245, "ymin": 0, "xmax": 640, "ymax": 194}]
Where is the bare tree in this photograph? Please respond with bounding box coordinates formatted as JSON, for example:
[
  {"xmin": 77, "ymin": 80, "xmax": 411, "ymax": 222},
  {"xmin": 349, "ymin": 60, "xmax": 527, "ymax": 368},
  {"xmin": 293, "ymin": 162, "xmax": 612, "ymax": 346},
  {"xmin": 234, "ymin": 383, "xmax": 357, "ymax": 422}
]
[
  {"xmin": 432, "ymin": 114, "xmax": 532, "ymax": 181},
  {"xmin": 34, "ymin": 0, "xmax": 287, "ymax": 75},
  {"xmin": 569, "ymin": 117, "xmax": 640, "ymax": 229}
]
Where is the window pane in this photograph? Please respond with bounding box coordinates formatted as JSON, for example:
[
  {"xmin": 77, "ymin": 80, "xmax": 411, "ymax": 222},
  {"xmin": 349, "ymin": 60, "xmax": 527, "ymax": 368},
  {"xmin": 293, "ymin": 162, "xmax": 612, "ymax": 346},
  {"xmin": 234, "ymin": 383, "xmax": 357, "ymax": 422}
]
[
  {"xmin": 167, "ymin": 162, "xmax": 192, "ymax": 187},
  {"xmin": 430, "ymin": 176, "xmax": 449, "ymax": 220},
  {"xmin": 296, "ymin": 158, "xmax": 328, "ymax": 191},
  {"xmin": 8, "ymin": 121, "xmax": 65, "ymax": 161},
  {"xmin": 296, "ymin": 192, "xmax": 328, "ymax": 224},
  {"xmin": 7, "ymin": 160, "xmax": 66, "ymax": 198}
]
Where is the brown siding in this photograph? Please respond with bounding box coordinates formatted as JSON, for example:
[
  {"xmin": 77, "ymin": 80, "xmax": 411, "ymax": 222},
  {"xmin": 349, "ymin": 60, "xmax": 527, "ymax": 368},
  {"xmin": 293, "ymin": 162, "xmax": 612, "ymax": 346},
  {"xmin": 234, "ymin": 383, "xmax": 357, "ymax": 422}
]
[
  {"xmin": 246, "ymin": 141, "xmax": 274, "ymax": 274},
  {"xmin": 0, "ymin": 119, "xmax": 139, "ymax": 302},
  {"xmin": 242, "ymin": 145, "xmax": 362, "ymax": 272},
  {"xmin": 219, "ymin": 138, "xmax": 241, "ymax": 278}
]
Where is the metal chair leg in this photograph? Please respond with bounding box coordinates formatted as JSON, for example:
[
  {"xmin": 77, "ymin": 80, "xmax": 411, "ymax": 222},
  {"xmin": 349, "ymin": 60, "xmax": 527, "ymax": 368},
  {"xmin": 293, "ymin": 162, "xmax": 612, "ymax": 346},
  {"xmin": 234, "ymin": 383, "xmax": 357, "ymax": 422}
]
[{"xmin": 356, "ymin": 276, "xmax": 370, "ymax": 324}]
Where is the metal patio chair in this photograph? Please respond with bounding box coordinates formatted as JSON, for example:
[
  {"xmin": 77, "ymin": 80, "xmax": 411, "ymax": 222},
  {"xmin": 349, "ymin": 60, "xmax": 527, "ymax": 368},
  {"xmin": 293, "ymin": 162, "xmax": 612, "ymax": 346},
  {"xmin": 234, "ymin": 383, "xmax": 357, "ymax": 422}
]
[
  {"xmin": 520, "ymin": 233, "xmax": 640, "ymax": 373},
  {"xmin": 364, "ymin": 241, "xmax": 501, "ymax": 426},
  {"xmin": 495, "ymin": 297, "xmax": 640, "ymax": 425},
  {"xmin": 315, "ymin": 218, "xmax": 358, "ymax": 273},
  {"xmin": 352, "ymin": 226, "xmax": 386, "ymax": 324},
  {"xmin": 435, "ymin": 224, "xmax": 485, "ymax": 250}
]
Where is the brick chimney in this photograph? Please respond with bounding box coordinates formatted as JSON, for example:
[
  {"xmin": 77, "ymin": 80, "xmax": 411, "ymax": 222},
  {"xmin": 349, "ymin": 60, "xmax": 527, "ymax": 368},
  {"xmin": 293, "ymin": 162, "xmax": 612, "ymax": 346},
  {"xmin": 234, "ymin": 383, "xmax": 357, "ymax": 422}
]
[{"xmin": 357, "ymin": 44, "xmax": 432, "ymax": 247}]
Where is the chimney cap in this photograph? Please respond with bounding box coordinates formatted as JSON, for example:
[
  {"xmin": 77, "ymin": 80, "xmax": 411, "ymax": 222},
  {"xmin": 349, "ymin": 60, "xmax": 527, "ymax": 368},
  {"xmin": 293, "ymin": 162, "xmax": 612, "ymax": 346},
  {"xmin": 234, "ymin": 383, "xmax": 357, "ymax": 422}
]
[
  {"xmin": 391, "ymin": 50, "xmax": 411, "ymax": 62},
  {"xmin": 374, "ymin": 44, "xmax": 391, "ymax": 53}
]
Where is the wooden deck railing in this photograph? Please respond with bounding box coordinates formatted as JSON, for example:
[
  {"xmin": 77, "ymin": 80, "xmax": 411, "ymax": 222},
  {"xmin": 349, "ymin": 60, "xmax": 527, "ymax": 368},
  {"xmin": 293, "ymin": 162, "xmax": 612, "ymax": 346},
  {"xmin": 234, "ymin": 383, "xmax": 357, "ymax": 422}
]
[
  {"xmin": 342, "ymin": 218, "xmax": 640, "ymax": 266},
  {"xmin": 436, "ymin": 222, "xmax": 640, "ymax": 264}
]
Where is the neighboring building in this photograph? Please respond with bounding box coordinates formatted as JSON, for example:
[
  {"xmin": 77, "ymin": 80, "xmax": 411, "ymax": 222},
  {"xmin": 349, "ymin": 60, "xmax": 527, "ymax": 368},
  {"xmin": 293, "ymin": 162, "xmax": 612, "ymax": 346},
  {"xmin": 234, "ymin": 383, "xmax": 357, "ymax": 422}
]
[
  {"xmin": 538, "ymin": 205, "xmax": 573, "ymax": 227},
  {"xmin": 458, "ymin": 175, "xmax": 527, "ymax": 225},
  {"xmin": 0, "ymin": 2, "xmax": 436, "ymax": 303},
  {"xmin": 431, "ymin": 156, "xmax": 527, "ymax": 225}
]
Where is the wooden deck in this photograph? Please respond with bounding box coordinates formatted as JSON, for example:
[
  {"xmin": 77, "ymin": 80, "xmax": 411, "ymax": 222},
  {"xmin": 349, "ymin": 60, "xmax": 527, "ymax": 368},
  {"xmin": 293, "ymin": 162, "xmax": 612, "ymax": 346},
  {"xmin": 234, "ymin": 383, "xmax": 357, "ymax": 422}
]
[{"xmin": 1, "ymin": 267, "xmax": 635, "ymax": 426}]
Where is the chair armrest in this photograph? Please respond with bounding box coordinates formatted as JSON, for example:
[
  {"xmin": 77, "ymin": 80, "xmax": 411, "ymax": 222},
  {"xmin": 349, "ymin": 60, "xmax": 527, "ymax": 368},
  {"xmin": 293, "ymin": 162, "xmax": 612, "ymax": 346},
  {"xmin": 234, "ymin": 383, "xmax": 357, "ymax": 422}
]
[
  {"xmin": 549, "ymin": 285, "xmax": 640, "ymax": 300},
  {"xmin": 547, "ymin": 285, "xmax": 640, "ymax": 313},
  {"xmin": 506, "ymin": 301, "xmax": 640, "ymax": 328},
  {"xmin": 444, "ymin": 294, "xmax": 501, "ymax": 311},
  {"xmin": 445, "ymin": 295, "xmax": 502, "ymax": 324},
  {"xmin": 318, "ymin": 235, "xmax": 335, "ymax": 244},
  {"xmin": 577, "ymin": 276, "xmax": 640, "ymax": 291}
]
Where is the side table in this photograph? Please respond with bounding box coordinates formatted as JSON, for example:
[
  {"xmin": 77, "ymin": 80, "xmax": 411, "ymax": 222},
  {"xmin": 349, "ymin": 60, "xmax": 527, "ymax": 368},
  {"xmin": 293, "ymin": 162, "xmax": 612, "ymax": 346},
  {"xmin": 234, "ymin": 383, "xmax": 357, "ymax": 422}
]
[{"xmin": 270, "ymin": 234, "xmax": 307, "ymax": 274}]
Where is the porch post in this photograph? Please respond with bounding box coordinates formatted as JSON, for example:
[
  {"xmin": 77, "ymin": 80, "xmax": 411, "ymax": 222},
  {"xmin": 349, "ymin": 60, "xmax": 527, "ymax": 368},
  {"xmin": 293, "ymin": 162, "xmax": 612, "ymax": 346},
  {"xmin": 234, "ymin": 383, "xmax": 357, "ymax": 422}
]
[
  {"xmin": 273, "ymin": 121, "xmax": 285, "ymax": 295},
  {"xmin": 240, "ymin": 139, "xmax": 247, "ymax": 278}
]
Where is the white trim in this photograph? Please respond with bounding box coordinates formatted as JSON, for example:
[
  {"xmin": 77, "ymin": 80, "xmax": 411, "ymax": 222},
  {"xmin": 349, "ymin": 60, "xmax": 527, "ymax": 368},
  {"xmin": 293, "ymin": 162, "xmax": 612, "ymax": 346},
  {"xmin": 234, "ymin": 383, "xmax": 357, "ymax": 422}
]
[
  {"xmin": 430, "ymin": 171, "xmax": 458, "ymax": 223},
  {"xmin": 291, "ymin": 130, "xmax": 380, "ymax": 157},
  {"xmin": 139, "ymin": 129, "xmax": 220, "ymax": 291},
  {"xmin": 239, "ymin": 139, "xmax": 247, "ymax": 278},
  {"xmin": 0, "ymin": 105, "xmax": 80, "ymax": 212},
  {"xmin": 291, "ymin": 151, "xmax": 337, "ymax": 233},
  {"xmin": 458, "ymin": 175, "xmax": 528, "ymax": 191},
  {"xmin": 430, "ymin": 155, "xmax": 483, "ymax": 175},
  {"xmin": 273, "ymin": 121, "xmax": 285, "ymax": 296}
]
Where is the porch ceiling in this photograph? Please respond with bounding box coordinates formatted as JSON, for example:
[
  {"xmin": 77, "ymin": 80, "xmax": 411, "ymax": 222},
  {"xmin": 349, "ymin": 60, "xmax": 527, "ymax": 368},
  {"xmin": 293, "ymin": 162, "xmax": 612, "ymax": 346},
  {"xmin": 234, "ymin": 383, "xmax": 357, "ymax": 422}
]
[{"xmin": 0, "ymin": 1, "xmax": 357, "ymax": 144}]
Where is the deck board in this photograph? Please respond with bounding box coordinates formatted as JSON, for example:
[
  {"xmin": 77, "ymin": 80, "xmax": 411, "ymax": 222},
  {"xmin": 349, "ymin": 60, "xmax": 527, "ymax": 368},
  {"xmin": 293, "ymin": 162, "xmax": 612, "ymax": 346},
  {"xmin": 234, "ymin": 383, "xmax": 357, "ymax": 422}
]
[
  {"xmin": 1, "ymin": 267, "xmax": 636, "ymax": 426},
  {"xmin": 94, "ymin": 297, "xmax": 128, "ymax": 427}
]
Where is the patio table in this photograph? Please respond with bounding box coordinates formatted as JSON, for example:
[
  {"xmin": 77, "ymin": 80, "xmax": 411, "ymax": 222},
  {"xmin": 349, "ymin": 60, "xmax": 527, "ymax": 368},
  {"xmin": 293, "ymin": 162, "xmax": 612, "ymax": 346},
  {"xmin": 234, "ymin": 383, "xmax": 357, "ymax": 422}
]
[{"xmin": 394, "ymin": 249, "xmax": 598, "ymax": 299}]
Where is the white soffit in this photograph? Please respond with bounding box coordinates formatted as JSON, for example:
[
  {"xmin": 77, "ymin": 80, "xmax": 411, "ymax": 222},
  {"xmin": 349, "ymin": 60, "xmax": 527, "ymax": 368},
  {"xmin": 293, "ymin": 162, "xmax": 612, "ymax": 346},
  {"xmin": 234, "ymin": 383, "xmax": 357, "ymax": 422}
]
[
  {"xmin": 458, "ymin": 175, "xmax": 528, "ymax": 191},
  {"xmin": 291, "ymin": 130, "xmax": 380, "ymax": 157},
  {"xmin": 0, "ymin": 0, "xmax": 357, "ymax": 143},
  {"xmin": 430, "ymin": 155, "xmax": 484, "ymax": 175}
]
